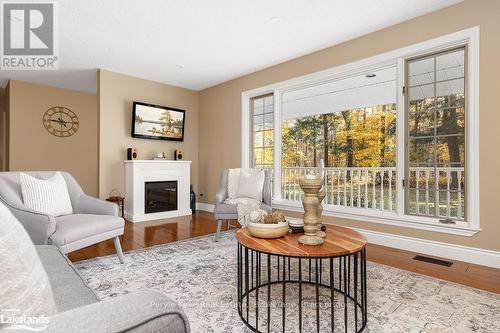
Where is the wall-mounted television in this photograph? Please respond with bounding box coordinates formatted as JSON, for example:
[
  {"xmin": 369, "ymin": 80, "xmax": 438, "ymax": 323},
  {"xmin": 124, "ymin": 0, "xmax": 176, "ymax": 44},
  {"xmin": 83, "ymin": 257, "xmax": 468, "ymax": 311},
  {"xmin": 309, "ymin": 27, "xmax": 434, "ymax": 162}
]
[{"xmin": 131, "ymin": 101, "xmax": 185, "ymax": 141}]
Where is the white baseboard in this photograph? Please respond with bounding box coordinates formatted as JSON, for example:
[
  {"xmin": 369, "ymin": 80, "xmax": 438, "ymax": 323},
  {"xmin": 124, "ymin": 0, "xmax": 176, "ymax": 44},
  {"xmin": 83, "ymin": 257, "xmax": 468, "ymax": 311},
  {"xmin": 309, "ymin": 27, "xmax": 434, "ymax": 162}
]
[
  {"xmin": 196, "ymin": 202, "xmax": 215, "ymax": 212},
  {"xmin": 351, "ymin": 226, "xmax": 500, "ymax": 269}
]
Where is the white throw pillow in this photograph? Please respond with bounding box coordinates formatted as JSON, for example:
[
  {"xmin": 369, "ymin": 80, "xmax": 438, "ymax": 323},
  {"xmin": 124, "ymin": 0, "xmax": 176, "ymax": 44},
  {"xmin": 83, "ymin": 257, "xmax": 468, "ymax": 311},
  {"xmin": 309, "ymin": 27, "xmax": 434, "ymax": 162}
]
[
  {"xmin": 20, "ymin": 172, "xmax": 73, "ymax": 216},
  {"xmin": 227, "ymin": 168, "xmax": 241, "ymax": 199},
  {"xmin": 0, "ymin": 201, "xmax": 57, "ymax": 328},
  {"xmin": 236, "ymin": 169, "xmax": 265, "ymax": 201}
]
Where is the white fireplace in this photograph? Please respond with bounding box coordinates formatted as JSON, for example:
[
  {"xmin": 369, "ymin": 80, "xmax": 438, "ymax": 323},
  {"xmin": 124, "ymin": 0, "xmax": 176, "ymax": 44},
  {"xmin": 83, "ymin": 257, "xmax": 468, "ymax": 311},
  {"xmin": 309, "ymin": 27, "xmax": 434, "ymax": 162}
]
[{"xmin": 124, "ymin": 160, "xmax": 192, "ymax": 222}]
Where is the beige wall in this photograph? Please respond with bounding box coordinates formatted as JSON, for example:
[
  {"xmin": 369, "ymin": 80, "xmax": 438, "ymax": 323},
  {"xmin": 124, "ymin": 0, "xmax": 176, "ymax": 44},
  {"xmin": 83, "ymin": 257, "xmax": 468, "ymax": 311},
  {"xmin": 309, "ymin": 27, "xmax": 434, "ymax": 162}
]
[
  {"xmin": 8, "ymin": 80, "xmax": 99, "ymax": 195},
  {"xmin": 98, "ymin": 70, "xmax": 199, "ymax": 199},
  {"xmin": 198, "ymin": 0, "xmax": 500, "ymax": 251}
]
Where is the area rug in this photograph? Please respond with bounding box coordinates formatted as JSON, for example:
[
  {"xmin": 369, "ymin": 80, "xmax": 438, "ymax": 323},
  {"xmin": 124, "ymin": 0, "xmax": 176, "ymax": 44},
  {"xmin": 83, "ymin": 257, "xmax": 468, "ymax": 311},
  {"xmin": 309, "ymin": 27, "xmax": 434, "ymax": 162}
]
[{"xmin": 74, "ymin": 232, "xmax": 500, "ymax": 333}]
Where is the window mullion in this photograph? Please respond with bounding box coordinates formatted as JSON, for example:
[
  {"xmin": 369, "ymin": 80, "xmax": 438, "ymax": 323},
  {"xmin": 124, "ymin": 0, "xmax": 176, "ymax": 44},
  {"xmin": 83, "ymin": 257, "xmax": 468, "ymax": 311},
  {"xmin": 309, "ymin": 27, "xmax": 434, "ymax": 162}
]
[
  {"xmin": 433, "ymin": 55, "xmax": 439, "ymax": 219},
  {"xmin": 273, "ymin": 90, "xmax": 282, "ymax": 200},
  {"xmin": 396, "ymin": 58, "xmax": 406, "ymax": 217}
]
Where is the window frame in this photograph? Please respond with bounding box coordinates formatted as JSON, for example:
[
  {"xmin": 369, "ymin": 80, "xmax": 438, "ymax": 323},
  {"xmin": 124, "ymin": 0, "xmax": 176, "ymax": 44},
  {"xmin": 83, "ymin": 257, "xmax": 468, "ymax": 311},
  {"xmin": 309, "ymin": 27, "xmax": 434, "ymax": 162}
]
[
  {"xmin": 404, "ymin": 46, "xmax": 468, "ymax": 222},
  {"xmin": 241, "ymin": 27, "xmax": 480, "ymax": 236},
  {"xmin": 250, "ymin": 93, "xmax": 275, "ymax": 169}
]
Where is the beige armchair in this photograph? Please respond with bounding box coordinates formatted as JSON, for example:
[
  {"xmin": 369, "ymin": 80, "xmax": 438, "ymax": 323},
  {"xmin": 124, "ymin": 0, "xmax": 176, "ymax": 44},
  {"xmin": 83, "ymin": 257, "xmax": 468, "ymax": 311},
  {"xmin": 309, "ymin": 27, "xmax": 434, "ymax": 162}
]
[
  {"xmin": 0, "ymin": 171, "xmax": 125, "ymax": 263},
  {"xmin": 213, "ymin": 169, "xmax": 272, "ymax": 241}
]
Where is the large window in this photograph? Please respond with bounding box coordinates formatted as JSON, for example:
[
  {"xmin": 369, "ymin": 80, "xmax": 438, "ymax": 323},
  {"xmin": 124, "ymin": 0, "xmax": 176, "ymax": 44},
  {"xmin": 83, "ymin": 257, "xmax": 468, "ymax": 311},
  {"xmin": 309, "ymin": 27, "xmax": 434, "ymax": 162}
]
[
  {"xmin": 281, "ymin": 67, "xmax": 397, "ymax": 210},
  {"xmin": 243, "ymin": 28, "xmax": 479, "ymax": 235},
  {"xmin": 406, "ymin": 47, "xmax": 466, "ymax": 221},
  {"xmin": 250, "ymin": 94, "xmax": 274, "ymax": 169}
]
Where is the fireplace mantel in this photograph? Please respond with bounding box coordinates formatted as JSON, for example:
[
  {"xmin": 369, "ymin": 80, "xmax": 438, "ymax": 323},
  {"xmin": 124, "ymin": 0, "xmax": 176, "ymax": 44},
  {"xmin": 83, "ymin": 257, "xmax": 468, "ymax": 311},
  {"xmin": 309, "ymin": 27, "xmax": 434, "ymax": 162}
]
[{"xmin": 124, "ymin": 160, "xmax": 192, "ymax": 222}]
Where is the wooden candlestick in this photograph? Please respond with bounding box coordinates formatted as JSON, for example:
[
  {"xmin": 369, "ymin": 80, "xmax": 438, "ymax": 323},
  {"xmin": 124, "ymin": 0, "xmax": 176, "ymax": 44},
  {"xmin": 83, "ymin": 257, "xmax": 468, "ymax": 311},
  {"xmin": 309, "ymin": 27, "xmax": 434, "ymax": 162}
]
[
  {"xmin": 317, "ymin": 189, "xmax": 326, "ymax": 238},
  {"xmin": 298, "ymin": 175, "xmax": 324, "ymax": 246}
]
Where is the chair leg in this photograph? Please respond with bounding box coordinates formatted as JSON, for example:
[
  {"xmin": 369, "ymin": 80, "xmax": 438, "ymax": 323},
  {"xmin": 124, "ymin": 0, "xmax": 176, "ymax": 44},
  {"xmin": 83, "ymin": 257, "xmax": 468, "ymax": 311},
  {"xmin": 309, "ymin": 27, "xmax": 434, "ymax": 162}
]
[
  {"xmin": 113, "ymin": 236, "xmax": 124, "ymax": 264},
  {"xmin": 214, "ymin": 219, "xmax": 222, "ymax": 242},
  {"xmin": 226, "ymin": 220, "xmax": 230, "ymax": 230}
]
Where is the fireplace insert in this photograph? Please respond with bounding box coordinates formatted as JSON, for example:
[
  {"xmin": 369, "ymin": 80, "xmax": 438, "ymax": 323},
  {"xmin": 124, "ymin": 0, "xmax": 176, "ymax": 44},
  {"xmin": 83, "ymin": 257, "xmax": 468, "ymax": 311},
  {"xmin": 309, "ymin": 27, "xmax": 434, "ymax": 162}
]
[{"xmin": 145, "ymin": 181, "xmax": 178, "ymax": 214}]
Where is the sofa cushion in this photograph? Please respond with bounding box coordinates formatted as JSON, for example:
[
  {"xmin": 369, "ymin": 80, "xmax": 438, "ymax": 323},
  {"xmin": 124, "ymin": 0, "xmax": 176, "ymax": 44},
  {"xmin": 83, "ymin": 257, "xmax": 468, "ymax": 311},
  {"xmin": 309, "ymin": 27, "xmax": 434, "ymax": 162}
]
[
  {"xmin": 40, "ymin": 290, "xmax": 190, "ymax": 333},
  {"xmin": 36, "ymin": 246, "xmax": 98, "ymax": 312},
  {"xmin": 50, "ymin": 214, "xmax": 124, "ymax": 246},
  {"xmin": 0, "ymin": 202, "xmax": 57, "ymax": 326},
  {"xmin": 20, "ymin": 171, "xmax": 73, "ymax": 216}
]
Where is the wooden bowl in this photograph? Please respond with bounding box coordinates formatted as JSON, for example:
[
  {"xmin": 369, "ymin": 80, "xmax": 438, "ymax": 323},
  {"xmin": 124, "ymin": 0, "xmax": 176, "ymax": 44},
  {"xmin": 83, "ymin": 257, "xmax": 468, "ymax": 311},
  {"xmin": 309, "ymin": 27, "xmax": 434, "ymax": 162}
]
[{"xmin": 247, "ymin": 221, "xmax": 289, "ymax": 239}]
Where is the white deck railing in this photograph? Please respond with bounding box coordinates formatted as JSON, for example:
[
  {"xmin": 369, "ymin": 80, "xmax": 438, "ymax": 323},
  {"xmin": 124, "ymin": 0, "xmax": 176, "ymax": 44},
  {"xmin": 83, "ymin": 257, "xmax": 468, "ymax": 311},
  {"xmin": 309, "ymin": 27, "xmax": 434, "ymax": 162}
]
[
  {"xmin": 278, "ymin": 166, "xmax": 465, "ymax": 220},
  {"xmin": 407, "ymin": 166, "xmax": 465, "ymax": 220}
]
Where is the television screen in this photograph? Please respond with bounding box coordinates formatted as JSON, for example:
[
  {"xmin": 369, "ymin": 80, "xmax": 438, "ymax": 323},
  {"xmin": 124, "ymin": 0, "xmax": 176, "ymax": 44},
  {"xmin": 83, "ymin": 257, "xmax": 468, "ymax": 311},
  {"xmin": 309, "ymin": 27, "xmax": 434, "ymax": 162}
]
[{"xmin": 132, "ymin": 101, "xmax": 185, "ymax": 141}]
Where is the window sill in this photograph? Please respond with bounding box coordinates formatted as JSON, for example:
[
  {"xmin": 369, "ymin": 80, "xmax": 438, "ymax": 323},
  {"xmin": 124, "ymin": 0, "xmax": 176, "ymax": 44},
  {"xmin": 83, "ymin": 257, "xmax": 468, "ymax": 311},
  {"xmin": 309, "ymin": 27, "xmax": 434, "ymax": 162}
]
[{"xmin": 271, "ymin": 199, "xmax": 480, "ymax": 237}]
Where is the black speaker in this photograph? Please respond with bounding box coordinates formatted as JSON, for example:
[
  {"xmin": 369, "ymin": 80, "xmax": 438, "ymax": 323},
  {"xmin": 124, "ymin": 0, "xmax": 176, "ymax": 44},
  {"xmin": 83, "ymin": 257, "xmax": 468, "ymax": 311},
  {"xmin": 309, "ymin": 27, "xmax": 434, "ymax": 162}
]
[
  {"xmin": 174, "ymin": 150, "xmax": 183, "ymax": 160},
  {"xmin": 127, "ymin": 148, "xmax": 138, "ymax": 160}
]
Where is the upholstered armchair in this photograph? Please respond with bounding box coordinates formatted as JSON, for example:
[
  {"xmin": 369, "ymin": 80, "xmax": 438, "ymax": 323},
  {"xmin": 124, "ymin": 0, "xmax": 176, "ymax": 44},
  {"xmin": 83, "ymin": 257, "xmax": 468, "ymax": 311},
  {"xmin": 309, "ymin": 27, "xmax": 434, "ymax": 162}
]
[
  {"xmin": 0, "ymin": 171, "xmax": 125, "ymax": 263},
  {"xmin": 213, "ymin": 169, "xmax": 272, "ymax": 241}
]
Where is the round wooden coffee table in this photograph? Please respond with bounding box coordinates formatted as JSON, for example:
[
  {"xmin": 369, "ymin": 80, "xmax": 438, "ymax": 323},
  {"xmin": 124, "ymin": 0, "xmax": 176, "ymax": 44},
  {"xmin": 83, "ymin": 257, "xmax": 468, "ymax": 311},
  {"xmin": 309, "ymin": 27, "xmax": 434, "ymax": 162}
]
[{"xmin": 236, "ymin": 225, "xmax": 367, "ymax": 333}]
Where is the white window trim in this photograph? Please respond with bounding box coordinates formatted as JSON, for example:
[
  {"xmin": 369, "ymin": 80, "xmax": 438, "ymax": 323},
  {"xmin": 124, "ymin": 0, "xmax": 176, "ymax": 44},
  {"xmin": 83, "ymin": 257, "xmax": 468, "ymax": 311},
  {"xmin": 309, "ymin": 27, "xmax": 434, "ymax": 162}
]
[{"xmin": 242, "ymin": 27, "xmax": 480, "ymax": 236}]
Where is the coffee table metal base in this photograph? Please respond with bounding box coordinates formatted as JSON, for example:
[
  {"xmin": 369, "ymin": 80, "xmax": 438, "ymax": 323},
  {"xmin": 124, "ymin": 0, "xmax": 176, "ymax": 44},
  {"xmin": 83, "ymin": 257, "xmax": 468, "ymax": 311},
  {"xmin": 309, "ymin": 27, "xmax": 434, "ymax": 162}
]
[{"xmin": 237, "ymin": 244, "xmax": 367, "ymax": 332}]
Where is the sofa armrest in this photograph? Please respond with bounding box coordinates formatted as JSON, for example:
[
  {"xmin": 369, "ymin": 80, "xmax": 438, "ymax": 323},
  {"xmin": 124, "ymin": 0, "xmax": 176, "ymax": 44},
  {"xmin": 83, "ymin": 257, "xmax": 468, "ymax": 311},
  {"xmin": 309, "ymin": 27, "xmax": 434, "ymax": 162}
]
[
  {"xmin": 35, "ymin": 290, "xmax": 190, "ymax": 333},
  {"xmin": 75, "ymin": 194, "xmax": 118, "ymax": 216},
  {"xmin": 0, "ymin": 199, "xmax": 55, "ymax": 245}
]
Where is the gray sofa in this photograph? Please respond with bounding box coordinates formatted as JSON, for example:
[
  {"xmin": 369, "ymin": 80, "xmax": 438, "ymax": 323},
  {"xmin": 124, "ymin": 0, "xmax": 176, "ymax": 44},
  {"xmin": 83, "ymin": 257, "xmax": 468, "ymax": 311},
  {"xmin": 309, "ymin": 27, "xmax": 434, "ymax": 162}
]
[
  {"xmin": 0, "ymin": 171, "xmax": 125, "ymax": 263},
  {"xmin": 0, "ymin": 244, "xmax": 190, "ymax": 333}
]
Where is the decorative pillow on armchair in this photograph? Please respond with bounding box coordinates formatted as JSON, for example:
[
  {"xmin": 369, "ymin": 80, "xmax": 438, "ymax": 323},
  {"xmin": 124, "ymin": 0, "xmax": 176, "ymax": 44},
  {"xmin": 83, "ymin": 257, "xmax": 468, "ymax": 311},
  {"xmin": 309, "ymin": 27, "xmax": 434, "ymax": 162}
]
[
  {"xmin": 0, "ymin": 201, "xmax": 57, "ymax": 328},
  {"xmin": 236, "ymin": 169, "xmax": 265, "ymax": 201},
  {"xmin": 20, "ymin": 172, "xmax": 73, "ymax": 216}
]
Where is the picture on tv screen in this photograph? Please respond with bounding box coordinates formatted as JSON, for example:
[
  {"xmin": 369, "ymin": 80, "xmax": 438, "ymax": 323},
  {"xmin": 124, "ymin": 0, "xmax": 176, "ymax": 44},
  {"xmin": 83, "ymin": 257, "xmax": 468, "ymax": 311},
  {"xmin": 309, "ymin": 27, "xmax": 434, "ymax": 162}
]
[{"xmin": 132, "ymin": 101, "xmax": 185, "ymax": 141}]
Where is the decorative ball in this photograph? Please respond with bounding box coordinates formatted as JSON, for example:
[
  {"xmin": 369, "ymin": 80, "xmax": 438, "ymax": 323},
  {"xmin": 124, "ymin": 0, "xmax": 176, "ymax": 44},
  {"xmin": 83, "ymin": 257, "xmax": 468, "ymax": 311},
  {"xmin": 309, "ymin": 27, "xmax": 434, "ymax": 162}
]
[
  {"xmin": 249, "ymin": 210, "xmax": 264, "ymax": 223},
  {"xmin": 272, "ymin": 211, "xmax": 286, "ymax": 222},
  {"xmin": 263, "ymin": 214, "xmax": 277, "ymax": 224}
]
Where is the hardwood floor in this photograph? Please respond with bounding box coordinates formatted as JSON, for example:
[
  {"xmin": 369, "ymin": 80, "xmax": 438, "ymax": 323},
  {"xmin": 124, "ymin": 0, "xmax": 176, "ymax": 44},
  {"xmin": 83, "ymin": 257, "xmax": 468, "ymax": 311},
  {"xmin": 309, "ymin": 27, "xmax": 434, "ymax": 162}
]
[
  {"xmin": 367, "ymin": 243, "xmax": 500, "ymax": 294},
  {"xmin": 68, "ymin": 211, "xmax": 500, "ymax": 294}
]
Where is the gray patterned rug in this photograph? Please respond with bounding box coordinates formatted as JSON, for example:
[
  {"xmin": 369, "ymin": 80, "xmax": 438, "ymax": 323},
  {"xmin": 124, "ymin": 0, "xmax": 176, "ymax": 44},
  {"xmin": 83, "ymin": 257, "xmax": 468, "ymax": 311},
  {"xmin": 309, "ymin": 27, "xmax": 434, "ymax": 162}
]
[{"xmin": 74, "ymin": 231, "xmax": 500, "ymax": 333}]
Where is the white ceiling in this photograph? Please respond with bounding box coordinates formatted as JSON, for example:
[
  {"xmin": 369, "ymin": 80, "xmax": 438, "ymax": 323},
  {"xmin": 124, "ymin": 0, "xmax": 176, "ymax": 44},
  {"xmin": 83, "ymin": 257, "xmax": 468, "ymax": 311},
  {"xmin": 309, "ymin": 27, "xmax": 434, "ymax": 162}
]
[{"xmin": 0, "ymin": 0, "xmax": 462, "ymax": 93}]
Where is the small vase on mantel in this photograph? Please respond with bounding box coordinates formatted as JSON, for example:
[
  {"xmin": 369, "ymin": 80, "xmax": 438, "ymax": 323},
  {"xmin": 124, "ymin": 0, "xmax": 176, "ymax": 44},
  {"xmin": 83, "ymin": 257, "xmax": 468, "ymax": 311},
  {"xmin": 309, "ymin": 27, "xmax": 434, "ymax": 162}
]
[{"xmin": 298, "ymin": 174, "xmax": 324, "ymax": 246}]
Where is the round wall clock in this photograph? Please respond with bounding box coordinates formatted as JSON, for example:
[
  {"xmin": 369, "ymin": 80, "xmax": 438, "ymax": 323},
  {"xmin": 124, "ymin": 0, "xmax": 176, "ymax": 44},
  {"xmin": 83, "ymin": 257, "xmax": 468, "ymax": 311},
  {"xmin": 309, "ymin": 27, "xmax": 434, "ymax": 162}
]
[{"xmin": 43, "ymin": 106, "xmax": 79, "ymax": 137}]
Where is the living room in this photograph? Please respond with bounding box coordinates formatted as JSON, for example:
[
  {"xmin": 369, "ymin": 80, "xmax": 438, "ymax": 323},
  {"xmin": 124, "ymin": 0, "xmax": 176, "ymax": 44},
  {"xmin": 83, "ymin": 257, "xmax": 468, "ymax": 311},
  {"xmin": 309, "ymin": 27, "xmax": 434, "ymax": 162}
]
[{"xmin": 0, "ymin": 0, "xmax": 499, "ymax": 332}]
